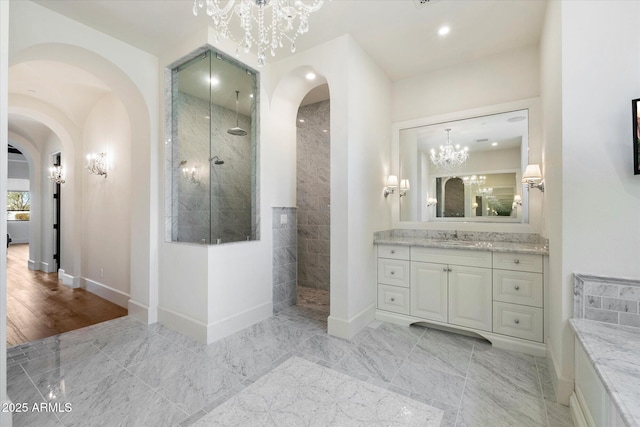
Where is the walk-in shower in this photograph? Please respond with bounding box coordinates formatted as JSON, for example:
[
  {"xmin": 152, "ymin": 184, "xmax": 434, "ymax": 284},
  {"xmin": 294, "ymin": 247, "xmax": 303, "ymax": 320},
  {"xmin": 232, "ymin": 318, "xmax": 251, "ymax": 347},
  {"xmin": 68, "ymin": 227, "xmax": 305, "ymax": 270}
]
[{"xmin": 166, "ymin": 48, "xmax": 259, "ymax": 244}]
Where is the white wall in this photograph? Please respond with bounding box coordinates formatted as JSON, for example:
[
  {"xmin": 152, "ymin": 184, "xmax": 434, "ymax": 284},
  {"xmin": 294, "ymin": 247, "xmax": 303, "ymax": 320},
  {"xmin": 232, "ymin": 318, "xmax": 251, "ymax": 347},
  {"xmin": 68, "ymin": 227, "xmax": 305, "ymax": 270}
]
[
  {"xmin": 542, "ymin": 0, "xmax": 640, "ymax": 405},
  {"xmin": 392, "ymin": 45, "xmax": 540, "ymax": 123},
  {"xmin": 81, "ymin": 93, "xmax": 131, "ymax": 306}
]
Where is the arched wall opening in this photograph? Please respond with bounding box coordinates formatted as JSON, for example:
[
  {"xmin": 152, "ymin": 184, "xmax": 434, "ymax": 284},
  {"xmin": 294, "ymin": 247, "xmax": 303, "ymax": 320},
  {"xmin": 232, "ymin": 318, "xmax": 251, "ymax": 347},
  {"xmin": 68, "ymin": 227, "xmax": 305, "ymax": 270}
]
[{"xmin": 8, "ymin": 43, "xmax": 154, "ymax": 321}]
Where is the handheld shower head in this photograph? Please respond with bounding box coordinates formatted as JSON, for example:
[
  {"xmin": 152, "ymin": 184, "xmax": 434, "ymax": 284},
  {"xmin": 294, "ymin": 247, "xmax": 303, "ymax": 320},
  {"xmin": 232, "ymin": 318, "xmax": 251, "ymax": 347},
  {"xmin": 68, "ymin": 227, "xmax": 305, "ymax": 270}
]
[{"xmin": 209, "ymin": 156, "xmax": 224, "ymax": 165}]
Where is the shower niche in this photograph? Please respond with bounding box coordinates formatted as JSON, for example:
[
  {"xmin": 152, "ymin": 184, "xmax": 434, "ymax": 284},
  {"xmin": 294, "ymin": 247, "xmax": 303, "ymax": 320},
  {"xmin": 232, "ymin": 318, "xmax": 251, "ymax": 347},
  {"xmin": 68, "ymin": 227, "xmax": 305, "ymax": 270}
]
[{"xmin": 166, "ymin": 48, "xmax": 259, "ymax": 244}]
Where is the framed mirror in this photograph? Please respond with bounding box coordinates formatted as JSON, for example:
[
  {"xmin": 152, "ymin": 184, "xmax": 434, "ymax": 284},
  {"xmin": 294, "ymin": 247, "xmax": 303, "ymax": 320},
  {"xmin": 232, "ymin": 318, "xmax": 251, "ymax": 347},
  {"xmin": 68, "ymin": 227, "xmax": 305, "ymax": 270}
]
[{"xmin": 398, "ymin": 109, "xmax": 529, "ymax": 223}]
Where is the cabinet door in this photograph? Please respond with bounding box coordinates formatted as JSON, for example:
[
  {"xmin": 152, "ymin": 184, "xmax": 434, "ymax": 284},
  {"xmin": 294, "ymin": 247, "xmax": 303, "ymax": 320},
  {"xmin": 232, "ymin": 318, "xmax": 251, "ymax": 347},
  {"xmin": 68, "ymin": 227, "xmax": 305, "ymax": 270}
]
[
  {"xmin": 410, "ymin": 261, "xmax": 448, "ymax": 322},
  {"xmin": 448, "ymin": 265, "xmax": 492, "ymax": 331}
]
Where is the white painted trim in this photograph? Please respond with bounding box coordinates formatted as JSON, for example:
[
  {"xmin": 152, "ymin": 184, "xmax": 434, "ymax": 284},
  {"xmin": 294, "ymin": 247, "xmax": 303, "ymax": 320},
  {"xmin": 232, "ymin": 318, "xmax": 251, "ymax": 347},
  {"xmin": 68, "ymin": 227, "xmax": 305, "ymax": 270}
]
[
  {"xmin": 569, "ymin": 392, "xmax": 589, "ymax": 427},
  {"xmin": 375, "ymin": 309, "xmax": 547, "ymax": 357},
  {"xmin": 547, "ymin": 339, "xmax": 574, "ymax": 405},
  {"xmin": 128, "ymin": 299, "xmax": 152, "ymax": 324},
  {"xmin": 206, "ymin": 301, "xmax": 272, "ymax": 344},
  {"xmin": 328, "ymin": 303, "xmax": 376, "ymax": 340},
  {"xmin": 57, "ymin": 269, "xmax": 80, "ymax": 288},
  {"xmin": 83, "ymin": 278, "xmax": 129, "ymax": 308},
  {"xmin": 8, "ymin": 238, "xmax": 28, "ymax": 244},
  {"xmin": 28, "ymin": 259, "xmax": 37, "ymax": 270},
  {"xmin": 39, "ymin": 261, "xmax": 54, "ymax": 273},
  {"xmin": 0, "ymin": 399, "xmax": 12, "ymax": 427},
  {"xmin": 158, "ymin": 305, "xmax": 208, "ymax": 343}
]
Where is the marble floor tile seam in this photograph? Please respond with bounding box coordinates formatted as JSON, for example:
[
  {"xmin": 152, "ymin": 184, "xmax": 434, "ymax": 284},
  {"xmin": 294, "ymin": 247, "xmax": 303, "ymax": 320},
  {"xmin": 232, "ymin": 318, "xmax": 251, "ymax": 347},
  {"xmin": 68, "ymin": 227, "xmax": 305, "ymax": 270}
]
[
  {"xmin": 384, "ymin": 328, "xmax": 429, "ymax": 388},
  {"xmin": 453, "ymin": 339, "xmax": 482, "ymax": 426},
  {"xmin": 533, "ymin": 358, "xmax": 554, "ymax": 427}
]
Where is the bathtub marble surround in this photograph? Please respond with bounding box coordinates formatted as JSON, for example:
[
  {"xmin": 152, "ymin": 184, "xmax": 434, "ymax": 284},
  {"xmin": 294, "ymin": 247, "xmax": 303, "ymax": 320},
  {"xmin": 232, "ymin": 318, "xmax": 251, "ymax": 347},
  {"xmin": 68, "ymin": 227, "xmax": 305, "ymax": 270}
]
[
  {"xmin": 6, "ymin": 309, "xmax": 571, "ymax": 426},
  {"xmin": 374, "ymin": 229, "xmax": 549, "ymax": 255},
  {"xmin": 573, "ymin": 273, "xmax": 640, "ymax": 326}
]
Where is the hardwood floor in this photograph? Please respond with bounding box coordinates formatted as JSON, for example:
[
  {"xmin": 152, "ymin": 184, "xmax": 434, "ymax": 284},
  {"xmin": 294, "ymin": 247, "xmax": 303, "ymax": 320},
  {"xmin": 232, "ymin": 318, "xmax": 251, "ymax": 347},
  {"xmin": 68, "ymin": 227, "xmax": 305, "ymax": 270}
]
[{"xmin": 6, "ymin": 244, "xmax": 128, "ymax": 347}]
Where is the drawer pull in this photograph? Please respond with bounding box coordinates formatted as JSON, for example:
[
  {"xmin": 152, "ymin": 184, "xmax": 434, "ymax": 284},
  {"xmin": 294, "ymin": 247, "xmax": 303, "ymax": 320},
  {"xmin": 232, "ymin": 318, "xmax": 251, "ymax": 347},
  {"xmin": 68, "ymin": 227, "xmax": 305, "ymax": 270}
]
[
  {"xmin": 514, "ymin": 319, "xmax": 520, "ymax": 325},
  {"xmin": 514, "ymin": 259, "xmax": 520, "ymax": 264},
  {"xmin": 390, "ymin": 271, "xmax": 395, "ymax": 275},
  {"xmin": 514, "ymin": 285, "xmax": 520, "ymax": 291},
  {"xmin": 390, "ymin": 250, "xmax": 396, "ymax": 254},
  {"xmin": 443, "ymin": 267, "xmax": 448, "ymax": 272},
  {"xmin": 390, "ymin": 297, "xmax": 395, "ymax": 302}
]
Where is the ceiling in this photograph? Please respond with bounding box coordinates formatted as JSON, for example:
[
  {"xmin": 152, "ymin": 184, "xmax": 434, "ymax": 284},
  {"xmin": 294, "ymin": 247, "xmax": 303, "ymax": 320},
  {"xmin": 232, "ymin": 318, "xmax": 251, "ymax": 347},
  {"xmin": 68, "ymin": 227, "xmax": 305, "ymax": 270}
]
[{"xmin": 11, "ymin": 0, "xmax": 546, "ymax": 145}]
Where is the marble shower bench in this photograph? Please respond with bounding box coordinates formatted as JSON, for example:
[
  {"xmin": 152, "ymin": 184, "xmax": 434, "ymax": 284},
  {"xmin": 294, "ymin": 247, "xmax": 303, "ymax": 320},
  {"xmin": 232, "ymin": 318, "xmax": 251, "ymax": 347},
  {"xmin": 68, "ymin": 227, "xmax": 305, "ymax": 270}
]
[{"xmin": 571, "ymin": 274, "xmax": 640, "ymax": 427}]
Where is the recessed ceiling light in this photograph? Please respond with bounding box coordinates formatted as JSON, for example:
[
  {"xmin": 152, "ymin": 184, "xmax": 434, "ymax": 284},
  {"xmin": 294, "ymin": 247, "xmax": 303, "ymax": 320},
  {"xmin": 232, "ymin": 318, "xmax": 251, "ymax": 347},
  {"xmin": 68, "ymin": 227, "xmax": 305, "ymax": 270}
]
[
  {"xmin": 305, "ymin": 72, "xmax": 316, "ymax": 80},
  {"xmin": 27, "ymin": 89, "xmax": 37, "ymax": 93},
  {"xmin": 204, "ymin": 115, "xmax": 211, "ymax": 119},
  {"xmin": 322, "ymin": 129, "xmax": 328, "ymax": 133},
  {"xmin": 209, "ymin": 77, "xmax": 220, "ymax": 86},
  {"xmin": 249, "ymin": 93, "xmax": 254, "ymax": 98},
  {"xmin": 507, "ymin": 116, "xmax": 526, "ymax": 122},
  {"xmin": 491, "ymin": 142, "xmax": 498, "ymax": 146},
  {"xmin": 299, "ymin": 119, "xmax": 305, "ymax": 123},
  {"xmin": 438, "ymin": 25, "xmax": 450, "ymax": 36}
]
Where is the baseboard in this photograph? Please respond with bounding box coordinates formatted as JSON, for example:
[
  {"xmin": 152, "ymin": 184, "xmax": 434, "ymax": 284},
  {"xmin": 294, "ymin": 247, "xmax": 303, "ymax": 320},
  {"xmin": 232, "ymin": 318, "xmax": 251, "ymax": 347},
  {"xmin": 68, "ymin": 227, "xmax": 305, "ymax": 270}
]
[
  {"xmin": 128, "ymin": 299, "xmax": 156, "ymax": 324},
  {"xmin": 158, "ymin": 305, "xmax": 208, "ymax": 343},
  {"xmin": 569, "ymin": 392, "xmax": 589, "ymax": 427},
  {"xmin": 375, "ymin": 310, "xmax": 547, "ymax": 357},
  {"xmin": 40, "ymin": 261, "xmax": 54, "ymax": 273},
  {"xmin": 28, "ymin": 259, "xmax": 37, "ymax": 271},
  {"xmin": 57, "ymin": 269, "xmax": 80, "ymax": 288},
  {"xmin": 547, "ymin": 339, "xmax": 574, "ymax": 405},
  {"xmin": 207, "ymin": 301, "xmax": 272, "ymax": 344},
  {"xmin": 328, "ymin": 303, "xmax": 376, "ymax": 340},
  {"xmin": 83, "ymin": 278, "xmax": 129, "ymax": 308}
]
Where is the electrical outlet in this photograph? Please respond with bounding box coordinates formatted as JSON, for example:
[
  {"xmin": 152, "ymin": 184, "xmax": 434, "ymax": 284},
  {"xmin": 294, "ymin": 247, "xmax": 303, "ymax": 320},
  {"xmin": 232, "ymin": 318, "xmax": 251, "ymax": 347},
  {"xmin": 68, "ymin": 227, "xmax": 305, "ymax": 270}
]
[
  {"xmin": 280, "ymin": 214, "xmax": 288, "ymax": 224},
  {"xmin": 99, "ymin": 268, "xmax": 104, "ymax": 278}
]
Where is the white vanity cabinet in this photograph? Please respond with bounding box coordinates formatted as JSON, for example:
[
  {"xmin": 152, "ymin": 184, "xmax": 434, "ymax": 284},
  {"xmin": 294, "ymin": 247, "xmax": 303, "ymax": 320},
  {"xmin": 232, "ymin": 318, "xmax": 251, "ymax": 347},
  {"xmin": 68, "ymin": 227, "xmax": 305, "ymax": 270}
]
[
  {"xmin": 375, "ymin": 243, "xmax": 547, "ymax": 355},
  {"xmin": 410, "ymin": 247, "xmax": 492, "ymax": 331}
]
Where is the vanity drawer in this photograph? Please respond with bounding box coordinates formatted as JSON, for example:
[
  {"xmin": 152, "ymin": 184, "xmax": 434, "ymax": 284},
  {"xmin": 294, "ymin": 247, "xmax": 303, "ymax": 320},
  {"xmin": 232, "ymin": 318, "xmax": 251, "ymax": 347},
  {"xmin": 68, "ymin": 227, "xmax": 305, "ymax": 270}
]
[
  {"xmin": 493, "ymin": 252, "xmax": 542, "ymax": 273},
  {"xmin": 377, "ymin": 245, "xmax": 410, "ymax": 260},
  {"xmin": 411, "ymin": 247, "xmax": 492, "ymax": 268},
  {"xmin": 377, "ymin": 259, "xmax": 410, "ymax": 287},
  {"xmin": 493, "ymin": 302, "xmax": 543, "ymax": 342},
  {"xmin": 493, "ymin": 270, "xmax": 543, "ymax": 307},
  {"xmin": 378, "ymin": 284, "xmax": 410, "ymax": 315}
]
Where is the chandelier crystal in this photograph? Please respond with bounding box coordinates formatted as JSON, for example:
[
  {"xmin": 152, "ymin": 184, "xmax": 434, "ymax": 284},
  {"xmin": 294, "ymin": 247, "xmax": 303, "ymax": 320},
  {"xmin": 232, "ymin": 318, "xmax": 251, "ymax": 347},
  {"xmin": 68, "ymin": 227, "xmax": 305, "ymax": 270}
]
[
  {"xmin": 430, "ymin": 128, "xmax": 469, "ymax": 171},
  {"xmin": 193, "ymin": 0, "xmax": 324, "ymax": 67}
]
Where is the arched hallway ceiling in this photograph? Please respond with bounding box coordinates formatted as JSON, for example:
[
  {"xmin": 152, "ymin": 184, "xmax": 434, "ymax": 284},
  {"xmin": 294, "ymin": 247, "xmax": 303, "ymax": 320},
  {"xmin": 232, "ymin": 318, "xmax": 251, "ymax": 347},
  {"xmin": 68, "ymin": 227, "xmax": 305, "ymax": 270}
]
[
  {"xmin": 9, "ymin": 60, "xmax": 112, "ymax": 131},
  {"xmin": 32, "ymin": 0, "xmax": 547, "ymax": 81},
  {"xmin": 8, "ymin": 115, "xmax": 54, "ymax": 150}
]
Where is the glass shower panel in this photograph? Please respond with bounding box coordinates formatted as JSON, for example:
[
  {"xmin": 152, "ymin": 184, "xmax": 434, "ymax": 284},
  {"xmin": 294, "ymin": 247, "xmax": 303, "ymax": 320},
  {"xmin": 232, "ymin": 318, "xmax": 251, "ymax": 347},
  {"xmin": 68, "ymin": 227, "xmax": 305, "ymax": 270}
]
[{"xmin": 170, "ymin": 49, "xmax": 258, "ymax": 244}]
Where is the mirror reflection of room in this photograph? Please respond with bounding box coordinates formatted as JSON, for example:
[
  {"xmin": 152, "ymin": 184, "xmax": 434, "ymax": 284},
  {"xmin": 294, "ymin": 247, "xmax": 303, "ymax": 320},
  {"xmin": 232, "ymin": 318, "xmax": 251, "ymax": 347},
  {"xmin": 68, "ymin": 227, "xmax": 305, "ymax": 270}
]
[{"xmin": 399, "ymin": 109, "xmax": 529, "ymax": 223}]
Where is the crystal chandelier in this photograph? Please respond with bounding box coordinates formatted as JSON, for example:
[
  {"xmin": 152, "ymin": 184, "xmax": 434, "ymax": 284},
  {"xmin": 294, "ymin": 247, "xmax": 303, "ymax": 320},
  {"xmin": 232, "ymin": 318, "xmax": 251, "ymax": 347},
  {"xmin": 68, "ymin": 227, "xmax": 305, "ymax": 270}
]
[
  {"xmin": 430, "ymin": 128, "xmax": 469, "ymax": 171},
  {"xmin": 193, "ymin": 0, "xmax": 324, "ymax": 67},
  {"xmin": 462, "ymin": 175, "xmax": 486, "ymax": 186},
  {"xmin": 48, "ymin": 165, "xmax": 65, "ymax": 184}
]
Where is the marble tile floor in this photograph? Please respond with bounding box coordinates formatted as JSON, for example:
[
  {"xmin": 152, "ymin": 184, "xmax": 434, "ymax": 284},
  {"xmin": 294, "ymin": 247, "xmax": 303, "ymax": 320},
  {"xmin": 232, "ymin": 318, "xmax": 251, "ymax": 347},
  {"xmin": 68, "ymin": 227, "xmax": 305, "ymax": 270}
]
[{"xmin": 6, "ymin": 307, "xmax": 574, "ymax": 426}]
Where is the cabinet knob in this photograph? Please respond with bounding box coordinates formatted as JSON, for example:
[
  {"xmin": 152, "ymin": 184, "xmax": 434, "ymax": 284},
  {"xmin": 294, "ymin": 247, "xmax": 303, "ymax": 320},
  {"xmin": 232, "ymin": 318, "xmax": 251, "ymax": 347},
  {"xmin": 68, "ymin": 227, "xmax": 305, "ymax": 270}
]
[
  {"xmin": 390, "ymin": 297, "xmax": 395, "ymax": 302},
  {"xmin": 443, "ymin": 267, "xmax": 448, "ymax": 272},
  {"xmin": 448, "ymin": 268, "xmax": 453, "ymax": 272},
  {"xmin": 514, "ymin": 319, "xmax": 520, "ymax": 325},
  {"xmin": 514, "ymin": 259, "xmax": 520, "ymax": 264},
  {"xmin": 514, "ymin": 285, "xmax": 520, "ymax": 291},
  {"xmin": 390, "ymin": 271, "xmax": 395, "ymax": 275},
  {"xmin": 390, "ymin": 250, "xmax": 395, "ymax": 254}
]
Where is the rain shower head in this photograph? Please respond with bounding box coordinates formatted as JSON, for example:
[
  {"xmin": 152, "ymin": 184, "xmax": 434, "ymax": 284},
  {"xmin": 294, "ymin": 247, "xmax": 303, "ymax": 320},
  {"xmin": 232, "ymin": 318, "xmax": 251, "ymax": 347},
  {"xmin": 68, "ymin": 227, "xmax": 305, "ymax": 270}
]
[
  {"xmin": 227, "ymin": 90, "xmax": 248, "ymax": 136},
  {"xmin": 209, "ymin": 156, "xmax": 224, "ymax": 165}
]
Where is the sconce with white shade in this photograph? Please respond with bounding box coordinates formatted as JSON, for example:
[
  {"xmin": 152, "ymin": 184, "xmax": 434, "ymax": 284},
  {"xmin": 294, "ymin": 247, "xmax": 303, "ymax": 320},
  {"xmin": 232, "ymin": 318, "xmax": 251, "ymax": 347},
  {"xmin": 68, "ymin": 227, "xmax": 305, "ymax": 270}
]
[
  {"xmin": 49, "ymin": 165, "xmax": 65, "ymax": 184},
  {"xmin": 86, "ymin": 152, "xmax": 108, "ymax": 178},
  {"xmin": 522, "ymin": 164, "xmax": 544, "ymax": 192},
  {"xmin": 399, "ymin": 179, "xmax": 410, "ymax": 197},
  {"xmin": 426, "ymin": 197, "xmax": 438, "ymax": 207},
  {"xmin": 384, "ymin": 175, "xmax": 398, "ymax": 197}
]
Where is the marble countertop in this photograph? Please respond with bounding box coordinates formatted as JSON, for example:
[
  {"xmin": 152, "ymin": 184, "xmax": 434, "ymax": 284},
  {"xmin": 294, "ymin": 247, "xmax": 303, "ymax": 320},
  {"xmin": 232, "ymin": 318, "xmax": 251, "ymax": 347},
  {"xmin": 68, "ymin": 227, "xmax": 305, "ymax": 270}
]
[
  {"xmin": 570, "ymin": 318, "xmax": 640, "ymax": 427},
  {"xmin": 373, "ymin": 236, "xmax": 549, "ymax": 255}
]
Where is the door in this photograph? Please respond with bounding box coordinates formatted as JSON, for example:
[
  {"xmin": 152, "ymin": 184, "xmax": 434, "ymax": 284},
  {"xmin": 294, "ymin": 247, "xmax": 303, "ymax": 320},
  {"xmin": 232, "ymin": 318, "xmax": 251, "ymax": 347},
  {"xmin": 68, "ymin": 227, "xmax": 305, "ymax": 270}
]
[
  {"xmin": 448, "ymin": 265, "xmax": 492, "ymax": 331},
  {"xmin": 410, "ymin": 261, "xmax": 448, "ymax": 322},
  {"xmin": 53, "ymin": 153, "xmax": 61, "ymax": 272}
]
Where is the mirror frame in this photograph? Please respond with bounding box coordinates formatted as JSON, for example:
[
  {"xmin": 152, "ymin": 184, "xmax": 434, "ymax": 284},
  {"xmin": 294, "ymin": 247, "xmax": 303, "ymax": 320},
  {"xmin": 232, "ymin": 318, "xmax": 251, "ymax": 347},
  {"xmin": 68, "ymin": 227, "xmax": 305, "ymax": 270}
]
[{"xmin": 390, "ymin": 98, "xmax": 543, "ymax": 233}]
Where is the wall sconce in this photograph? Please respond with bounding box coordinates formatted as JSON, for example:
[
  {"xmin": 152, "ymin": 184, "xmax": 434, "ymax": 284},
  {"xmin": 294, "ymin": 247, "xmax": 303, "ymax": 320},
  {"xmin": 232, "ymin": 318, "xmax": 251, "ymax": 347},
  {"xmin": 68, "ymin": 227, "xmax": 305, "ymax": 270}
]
[
  {"xmin": 384, "ymin": 175, "xmax": 398, "ymax": 197},
  {"xmin": 512, "ymin": 194, "xmax": 523, "ymax": 208},
  {"xmin": 399, "ymin": 179, "xmax": 410, "ymax": 197},
  {"xmin": 522, "ymin": 164, "xmax": 544, "ymax": 192},
  {"xmin": 427, "ymin": 197, "xmax": 438, "ymax": 207},
  {"xmin": 86, "ymin": 153, "xmax": 107, "ymax": 178},
  {"xmin": 48, "ymin": 165, "xmax": 65, "ymax": 184},
  {"xmin": 183, "ymin": 166, "xmax": 199, "ymax": 185}
]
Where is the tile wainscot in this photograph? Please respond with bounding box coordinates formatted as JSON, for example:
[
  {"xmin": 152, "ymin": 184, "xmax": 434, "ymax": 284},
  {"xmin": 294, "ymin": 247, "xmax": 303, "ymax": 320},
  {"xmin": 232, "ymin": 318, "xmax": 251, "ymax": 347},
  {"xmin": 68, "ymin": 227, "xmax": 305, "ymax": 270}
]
[{"xmin": 373, "ymin": 230, "xmax": 549, "ymax": 356}]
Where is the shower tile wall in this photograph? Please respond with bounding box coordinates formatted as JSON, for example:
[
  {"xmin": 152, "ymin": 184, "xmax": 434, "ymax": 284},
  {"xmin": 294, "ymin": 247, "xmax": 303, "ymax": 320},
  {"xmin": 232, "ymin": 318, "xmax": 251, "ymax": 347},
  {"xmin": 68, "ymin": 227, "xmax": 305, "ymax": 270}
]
[
  {"xmin": 273, "ymin": 207, "xmax": 297, "ymax": 313},
  {"xmin": 174, "ymin": 92, "xmax": 253, "ymax": 243},
  {"xmin": 296, "ymin": 100, "xmax": 330, "ymax": 291}
]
